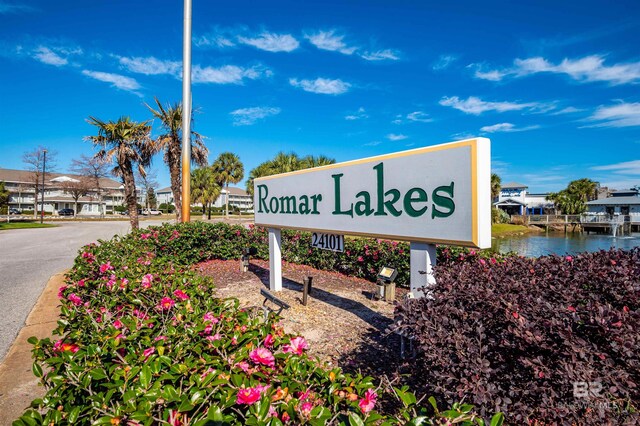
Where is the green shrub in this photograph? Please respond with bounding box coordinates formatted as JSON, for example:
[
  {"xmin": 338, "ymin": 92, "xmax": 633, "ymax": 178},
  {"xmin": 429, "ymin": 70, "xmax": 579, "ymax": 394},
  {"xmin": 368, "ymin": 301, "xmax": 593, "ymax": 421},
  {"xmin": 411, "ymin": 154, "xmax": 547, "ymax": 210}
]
[{"xmin": 18, "ymin": 222, "xmax": 499, "ymax": 425}]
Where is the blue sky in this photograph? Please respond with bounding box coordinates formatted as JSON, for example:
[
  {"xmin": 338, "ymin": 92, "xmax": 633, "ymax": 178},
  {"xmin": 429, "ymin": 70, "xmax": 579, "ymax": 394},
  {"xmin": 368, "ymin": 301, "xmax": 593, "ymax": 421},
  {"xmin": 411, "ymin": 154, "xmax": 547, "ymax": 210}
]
[{"xmin": 1, "ymin": 0, "xmax": 639, "ymax": 193}]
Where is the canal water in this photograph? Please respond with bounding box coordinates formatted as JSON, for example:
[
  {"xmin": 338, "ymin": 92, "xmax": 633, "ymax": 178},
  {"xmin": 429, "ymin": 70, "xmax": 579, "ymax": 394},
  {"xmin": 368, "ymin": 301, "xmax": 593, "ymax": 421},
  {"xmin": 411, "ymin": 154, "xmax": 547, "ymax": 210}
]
[{"xmin": 491, "ymin": 232, "xmax": 640, "ymax": 258}]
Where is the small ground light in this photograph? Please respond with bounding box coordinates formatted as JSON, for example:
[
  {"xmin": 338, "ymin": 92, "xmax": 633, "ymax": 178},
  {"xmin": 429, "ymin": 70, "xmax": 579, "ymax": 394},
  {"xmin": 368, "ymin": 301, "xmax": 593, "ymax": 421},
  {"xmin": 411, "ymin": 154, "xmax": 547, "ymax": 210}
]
[
  {"xmin": 375, "ymin": 266, "xmax": 398, "ymax": 301},
  {"xmin": 240, "ymin": 247, "xmax": 258, "ymax": 273}
]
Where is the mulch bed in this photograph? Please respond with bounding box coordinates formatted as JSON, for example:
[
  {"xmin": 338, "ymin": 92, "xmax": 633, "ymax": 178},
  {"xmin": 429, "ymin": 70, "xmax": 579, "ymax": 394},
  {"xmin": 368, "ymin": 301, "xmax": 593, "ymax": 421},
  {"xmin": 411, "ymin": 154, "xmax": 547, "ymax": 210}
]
[{"xmin": 195, "ymin": 258, "xmax": 410, "ymax": 377}]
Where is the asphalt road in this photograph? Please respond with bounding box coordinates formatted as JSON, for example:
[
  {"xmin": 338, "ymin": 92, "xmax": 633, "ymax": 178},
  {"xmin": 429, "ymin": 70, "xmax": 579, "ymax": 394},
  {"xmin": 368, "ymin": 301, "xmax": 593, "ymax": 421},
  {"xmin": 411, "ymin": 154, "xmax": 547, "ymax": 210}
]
[{"xmin": 0, "ymin": 220, "xmax": 169, "ymax": 361}]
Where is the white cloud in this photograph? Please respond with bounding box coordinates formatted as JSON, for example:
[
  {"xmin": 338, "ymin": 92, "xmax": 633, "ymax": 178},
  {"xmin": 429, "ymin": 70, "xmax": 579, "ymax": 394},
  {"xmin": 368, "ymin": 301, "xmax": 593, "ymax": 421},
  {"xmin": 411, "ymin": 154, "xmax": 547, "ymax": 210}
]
[
  {"xmin": 407, "ymin": 111, "xmax": 432, "ymax": 123},
  {"xmin": 81, "ymin": 70, "xmax": 141, "ymax": 92},
  {"xmin": 552, "ymin": 106, "xmax": 584, "ymax": 115},
  {"xmin": 386, "ymin": 133, "xmax": 408, "ymax": 141},
  {"xmin": 592, "ymin": 160, "xmax": 640, "ymax": 174},
  {"xmin": 360, "ymin": 49, "xmax": 399, "ymax": 61},
  {"xmin": 192, "ymin": 65, "xmax": 270, "ymax": 84},
  {"xmin": 364, "ymin": 141, "xmax": 382, "ymax": 146},
  {"xmin": 585, "ymin": 102, "xmax": 640, "ymax": 128},
  {"xmin": 0, "ymin": 2, "xmax": 36, "ymax": 13},
  {"xmin": 304, "ymin": 30, "xmax": 357, "ymax": 55},
  {"xmin": 194, "ymin": 35, "xmax": 236, "ymax": 49},
  {"xmin": 345, "ymin": 107, "xmax": 368, "ymax": 120},
  {"xmin": 474, "ymin": 55, "xmax": 640, "ymax": 85},
  {"xmin": 433, "ymin": 54, "xmax": 457, "ymax": 70},
  {"xmin": 439, "ymin": 96, "xmax": 540, "ymax": 115},
  {"xmin": 480, "ymin": 122, "xmax": 540, "ymax": 133},
  {"xmin": 230, "ymin": 106, "xmax": 281, "ymax": 126},
  {"xmin": 118, "ymin": 56, "xmax": 181, "ymax": 76},
  {"xmin": 289, "ymin": 77, "xmax": 350, "ymax": 95},
  {"xmin": 32, "ymin": 46, "xmax": 67, "ymax": 66},
  {"xmin": 238, "ymin": 32, "xmax": 299, "ymax": 52}
]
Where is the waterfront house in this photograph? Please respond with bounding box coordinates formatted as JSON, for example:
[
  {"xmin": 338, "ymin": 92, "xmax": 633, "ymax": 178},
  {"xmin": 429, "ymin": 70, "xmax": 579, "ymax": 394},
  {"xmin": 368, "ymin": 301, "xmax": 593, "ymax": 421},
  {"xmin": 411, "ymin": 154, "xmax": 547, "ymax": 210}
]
[
  {"xmin": 494, "ymin": 182, "xmax": 553, "ymax": 215},
  {"xmin": 585, "ymin": 188, "xmax": 640, "ymax": 218}
]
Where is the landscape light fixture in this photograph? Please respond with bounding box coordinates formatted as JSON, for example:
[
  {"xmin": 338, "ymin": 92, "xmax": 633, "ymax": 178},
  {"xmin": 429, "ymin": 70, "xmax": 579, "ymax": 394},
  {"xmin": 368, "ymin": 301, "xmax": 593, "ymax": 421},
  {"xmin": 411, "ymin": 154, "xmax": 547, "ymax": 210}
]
[
  {"xmin": 240, "ymin": 246, "xmax": 258, "ymax": 273},
  {"xmin": 375, "ymin": 266, "xmax": 398, "ymax": 301}
]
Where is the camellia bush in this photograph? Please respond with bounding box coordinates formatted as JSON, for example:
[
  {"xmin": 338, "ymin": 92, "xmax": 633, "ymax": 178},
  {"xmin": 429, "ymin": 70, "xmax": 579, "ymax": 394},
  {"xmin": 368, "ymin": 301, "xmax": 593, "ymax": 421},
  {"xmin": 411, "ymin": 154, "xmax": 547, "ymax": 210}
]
[
  {"xmin": 392, "ymin": 249, "xmax": 640, "ymax": 424},
  {"xmin": 17, "ymin": 222, "xmax": 502, "ymax": 425}
]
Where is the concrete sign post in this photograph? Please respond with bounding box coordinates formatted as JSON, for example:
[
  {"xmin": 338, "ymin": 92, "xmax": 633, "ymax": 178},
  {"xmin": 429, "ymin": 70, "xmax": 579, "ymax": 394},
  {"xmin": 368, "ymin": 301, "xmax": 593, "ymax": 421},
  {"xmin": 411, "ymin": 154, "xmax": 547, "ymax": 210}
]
[{"xmin": 255, "ymin": 138, "xmax": 491, "ymax": 297}]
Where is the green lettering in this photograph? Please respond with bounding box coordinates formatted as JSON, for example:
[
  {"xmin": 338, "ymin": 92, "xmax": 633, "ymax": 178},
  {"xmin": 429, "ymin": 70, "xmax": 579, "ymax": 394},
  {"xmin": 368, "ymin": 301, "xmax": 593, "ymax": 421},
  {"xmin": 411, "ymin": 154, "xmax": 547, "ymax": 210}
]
[
  {"xmin": 332, "ymin": 174, "xmax": 353, "ymax": 217},
  {"xmin": 310, "ymin": 194, "xmax": 322, "ymax": 215},
  {"xmin": 279, "ymin": 196, "xmax": 297, "ymax": 214},
  {"xmin": 269, "ymin": 197, "xmax": 279, "ymax": 213},
  {"xmin": 373, "ymin": 163, "xmax": 386, "ymax": 216},
  {"xmin": 257, "ymin": 184, "xmax": 269, "ymax": 213},
  {"xmin": 403, "ymin": 187, "xmax": 428, "ymax": 217},
  {"xmin": 354, "ymin": 191, "xmax": 374, "ymax": 216},
  {"xmin": 432, "ymin": 182, "xmax": 455, "ymax": 218},
  {"xmin": 299, "ymin": 195, "xmax": 310, "ymax": 214},
  {"xmin": 384, "ymin": 189, "xmax": 403, "ymax": 217}
]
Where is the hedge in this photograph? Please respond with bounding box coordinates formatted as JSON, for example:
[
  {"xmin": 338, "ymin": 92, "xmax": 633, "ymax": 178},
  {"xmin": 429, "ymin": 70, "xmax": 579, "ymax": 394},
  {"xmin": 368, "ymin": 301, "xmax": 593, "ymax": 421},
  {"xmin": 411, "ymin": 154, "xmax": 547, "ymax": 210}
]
[{"xmin": 17, "ymin": 222, "xmax": 500, "ymax": 425}]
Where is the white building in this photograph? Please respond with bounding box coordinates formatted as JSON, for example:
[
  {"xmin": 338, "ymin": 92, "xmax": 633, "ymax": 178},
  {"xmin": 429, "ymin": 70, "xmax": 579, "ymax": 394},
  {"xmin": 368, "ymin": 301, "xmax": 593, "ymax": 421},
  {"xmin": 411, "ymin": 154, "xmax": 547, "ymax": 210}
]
[
  {"xmin": 585, "ymin": 189, "xmax": 640, "ymax": 217},
  {"xmin": 157, "ymin": 186, "xmax": 253, "ymax": 211},
  {"xmin": 0, "ymin": 168, "xmax": 139, "ymax": 215},
  {"xmin": 494, "ymin": 182, "xmax": 554, "ymax": 216}
]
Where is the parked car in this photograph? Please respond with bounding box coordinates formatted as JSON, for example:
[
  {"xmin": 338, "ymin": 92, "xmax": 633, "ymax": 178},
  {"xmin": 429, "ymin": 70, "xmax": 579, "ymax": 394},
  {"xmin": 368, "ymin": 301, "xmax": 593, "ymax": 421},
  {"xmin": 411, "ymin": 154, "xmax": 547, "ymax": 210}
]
[
  {"xmin": 58, "ymin": 208, "xmax": 75, "ymax": 216},
  {"xmin": 8, "ymin": 208, "xmax": 21, "ymax": 215},
  {"xmin": 145, "ymin": 209, "xmax": 162, "ymax": 216}
]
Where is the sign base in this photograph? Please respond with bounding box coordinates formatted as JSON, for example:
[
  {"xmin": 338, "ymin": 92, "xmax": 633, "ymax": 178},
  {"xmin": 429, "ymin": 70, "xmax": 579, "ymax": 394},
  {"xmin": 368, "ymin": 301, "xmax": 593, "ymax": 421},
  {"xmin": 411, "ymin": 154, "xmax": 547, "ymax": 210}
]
[{"xmin": 410, "ymin": 242, "xmax": 437, "ymax": 298}]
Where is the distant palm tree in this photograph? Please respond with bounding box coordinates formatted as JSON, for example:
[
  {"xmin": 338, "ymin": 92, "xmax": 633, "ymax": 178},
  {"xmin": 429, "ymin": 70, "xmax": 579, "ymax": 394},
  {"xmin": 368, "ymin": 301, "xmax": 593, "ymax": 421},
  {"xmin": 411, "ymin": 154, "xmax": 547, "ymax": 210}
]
[
  {"xmin": 86, "ymin": 116, "xmax": 153, "ymax": 229},
  {"xmin": 191, "ymin": 167, "xmax": 220, "ymax": 220},
  {"xmin": 491, "ymin": 173, "xmax": 502, "ymax": 201},
  {"xmin": 245, "ymin": 152, "xmax": 336, "ymax": 196},
  {"xmin": 212, "ymin": 152, "xmax": 244, "ymax": 217},
  {"xmin": 146, "ymin": 98, "xmax": 208, "ymax": 221}
]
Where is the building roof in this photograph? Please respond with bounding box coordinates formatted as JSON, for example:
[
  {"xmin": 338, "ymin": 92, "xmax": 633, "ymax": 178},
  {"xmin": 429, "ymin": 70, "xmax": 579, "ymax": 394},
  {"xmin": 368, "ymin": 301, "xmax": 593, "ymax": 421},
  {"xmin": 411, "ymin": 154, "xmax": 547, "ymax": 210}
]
[
  {"xmin": 501, "ymin": 182, "xmax": 528, "ymax": 189},
  {"xmin": 0, "ymin": 168, "xmax": 122, "ymax": 188},
  {"xmin": 586, "ymin": 196, "xmax": 640, "ymax": 206},
  {"xmin": 222, "ymin": 186, "xmax": 249, "ymax": 196},
  {"xmin": 157, "ymin": 186, "xmax": 172, "ymax": 194},
  {"xmin": 494, "ymin": 198, "xmax": 526, "ymax": 206}
]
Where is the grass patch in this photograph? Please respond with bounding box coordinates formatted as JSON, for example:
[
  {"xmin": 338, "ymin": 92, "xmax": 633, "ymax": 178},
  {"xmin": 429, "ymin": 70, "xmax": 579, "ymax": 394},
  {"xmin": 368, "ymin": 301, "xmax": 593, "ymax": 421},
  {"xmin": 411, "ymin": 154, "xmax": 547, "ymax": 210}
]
[
  {"xmin": 0, "ymin": 221, "xmax": 57, "ymax": 230},
  {"xmin": 492, "ymin": 223, "xmax": 532, "ymax": 237}
]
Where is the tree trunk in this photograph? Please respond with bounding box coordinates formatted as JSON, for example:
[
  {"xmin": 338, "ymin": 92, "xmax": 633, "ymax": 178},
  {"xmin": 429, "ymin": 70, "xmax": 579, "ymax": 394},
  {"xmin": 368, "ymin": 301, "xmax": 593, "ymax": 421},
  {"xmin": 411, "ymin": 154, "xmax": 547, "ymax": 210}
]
[
  {"xmin": 207, "ymin": 202, "xmax": 211, "ymax": 220},
  {"xmin": 225, "ymin": 183, "xmax": 229, "ymax": 218},
  {"xmin": 169, "ymin": 154, "xmax": 182, "ymax": 222},
  {"xmin": 122, "ymin": 165, "xmax": 139, "ymax": 229},
  {"xmin": 74, "ymin": 200, "xmax": 78, "ymax": 218}
]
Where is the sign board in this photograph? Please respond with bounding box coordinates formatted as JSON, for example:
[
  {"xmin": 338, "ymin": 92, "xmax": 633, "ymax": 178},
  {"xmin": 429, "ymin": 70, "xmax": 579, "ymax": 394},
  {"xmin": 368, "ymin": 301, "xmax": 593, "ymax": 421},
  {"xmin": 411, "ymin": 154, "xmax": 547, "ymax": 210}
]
[
  {"xmin": 311, "ymin": 232, "xmax": 344, "ymax": 252},
  {"xmin": 254, "ymin": 138, "xmax": 491, "ymax": 249}
]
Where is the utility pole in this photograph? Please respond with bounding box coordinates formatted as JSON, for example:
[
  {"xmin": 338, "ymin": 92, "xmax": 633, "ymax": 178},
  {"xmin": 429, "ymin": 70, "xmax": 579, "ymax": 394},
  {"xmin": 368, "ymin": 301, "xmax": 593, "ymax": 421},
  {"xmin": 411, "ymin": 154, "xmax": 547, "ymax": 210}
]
[
  {"xmin": 181, "ymin": 0, "xmax": 192, "ymax": 223},
  {"xmin": 40, "ymin": 149, "xmax": 47, "ymax": 224}
]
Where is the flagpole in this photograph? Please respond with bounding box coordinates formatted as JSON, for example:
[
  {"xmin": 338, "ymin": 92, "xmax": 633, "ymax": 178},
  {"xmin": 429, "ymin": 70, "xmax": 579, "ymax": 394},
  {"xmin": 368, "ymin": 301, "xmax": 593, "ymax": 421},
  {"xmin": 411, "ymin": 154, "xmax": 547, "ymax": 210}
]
[{"xmin": 181, "ymin": 0, "xmax": 192, "ymax": 223}]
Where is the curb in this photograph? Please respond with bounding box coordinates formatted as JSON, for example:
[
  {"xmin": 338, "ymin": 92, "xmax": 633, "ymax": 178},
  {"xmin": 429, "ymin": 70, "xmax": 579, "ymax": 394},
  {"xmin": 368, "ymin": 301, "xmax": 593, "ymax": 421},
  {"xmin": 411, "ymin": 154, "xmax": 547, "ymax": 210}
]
[{"xmin": 0, "ymin": 271, "xmax": 66, "ymax": 424}]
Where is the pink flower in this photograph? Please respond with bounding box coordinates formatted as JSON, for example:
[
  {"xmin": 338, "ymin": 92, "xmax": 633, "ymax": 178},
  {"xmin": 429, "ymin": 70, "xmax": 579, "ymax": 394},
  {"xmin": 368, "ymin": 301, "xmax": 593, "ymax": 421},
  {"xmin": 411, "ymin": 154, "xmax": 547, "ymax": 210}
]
[
  {"xmin": 282, "ymin": 336, "xmax": 308, "ymax": 355},
  {"xmin": 236, "ymin": 386, "xmax": 262, "ymax": 405},
  {"xmin": 168, "ymin": 410, "xmax": 183, "ymax": 426},
  {"xmin": 77, "ymin": 279, "xmax": 85, "ymax": 287},
  {"xmin": 154, "ymin": 335, "xmax": 167, "ymax": 342},
  {"xmin": 143, "ymin": 347, "xmax": 155, "ymax": 359},
  {"xmin": 159, "ymin": 297, "xmax": 175, "ymax": 311},
  {"xmin": 81, "ymin": 252, "xmax": 95, "ymax": 263},
  {"xmin": 113, "ymin": 319, "xmax": 123, "ymax": 329},
  {"xmin": 207, "ymin": 333, "xmax": 222, "ymax": 342},
  {"xmin": 141, "ymin": 274, "xmax": 154, "ymax": 289},
  {"xmin": 235, "ymin": 361, "xmax": 251, "ymax": 373},
  {"xmin": 249, "ymin": 347, "xmax": 275, "ymax": 368},
  {"xmin": 479, "ymin": 259, "xmax": 486, "ymax": 266},
  {"xmin": 57, "ymin": 285, "xmax": 67, "ymax": 299},
  {"xmin": 203, "ymin": 312, "xmax": 219, "ymax": 323},
  {"xmin": 358, "ymin": 389, "xmax": 377, "ymax": 414},
  {"xmin": 357, "ymin": 256, "xmax": 364, "ymax": 262},
  {"xmin": 140, "ymin": 233, "xmax": 150, "ymax": 240},
  {"xmin": 264, "ymin": 334, "xmax": 275, "ymax": 347},
  {"xmin": 566, "ymin": 255, "xmax": 573, "ymax": 262},
  {"xmin": 53, "ymin": 340, "xmax": 80, "ymax": 353},
  {"xmin": 173, "ymin": 289, "xmax": 189, "ymax": 301},
  {"xmin": 99, "ymin": 261, "xmax": 113, "ymax": 274},
  {"xmin": 300, "ymin": 402, "xmax": 314, "ymax": 417},
  {"xmin": 67, "ymin": 293, "xmax": 83, "ymax": 306}
]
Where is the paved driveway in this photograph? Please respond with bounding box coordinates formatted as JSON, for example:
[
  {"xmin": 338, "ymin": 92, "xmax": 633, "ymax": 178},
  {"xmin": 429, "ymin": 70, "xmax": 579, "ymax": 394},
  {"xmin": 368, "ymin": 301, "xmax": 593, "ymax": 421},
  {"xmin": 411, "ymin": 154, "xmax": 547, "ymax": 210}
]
[{"xmin": 0, "ymin": 220, "xmax": 169, "ymax": 361}]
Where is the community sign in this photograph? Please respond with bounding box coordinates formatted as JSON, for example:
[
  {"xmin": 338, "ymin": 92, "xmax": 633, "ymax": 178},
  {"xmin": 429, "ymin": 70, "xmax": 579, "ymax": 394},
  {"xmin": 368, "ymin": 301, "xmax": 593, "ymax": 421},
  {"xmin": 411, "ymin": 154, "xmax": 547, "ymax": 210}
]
[{"xmin": 254, "ymin": 138, "xmax": 491, "ymax": 248}]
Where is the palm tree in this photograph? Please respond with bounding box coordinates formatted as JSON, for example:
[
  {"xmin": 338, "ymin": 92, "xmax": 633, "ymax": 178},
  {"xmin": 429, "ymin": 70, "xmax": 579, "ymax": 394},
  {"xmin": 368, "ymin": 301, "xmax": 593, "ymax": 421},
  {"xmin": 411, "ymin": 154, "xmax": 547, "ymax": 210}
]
[
  {"xmin": 301, "ymin": 154, "xmax": 335, "ymax": 168},
  {"xmin": 490, "ymin": 173, "xmax": 502, "ymax": 201},
  {"xmin": 146, "ymin": 98, "xmax": 208, "ymax": 221},
  {"xmin": 85, "ymin": 116, "xmax": 153, "ymax": 229},
  {"xmin": 191, "ymin": 167, "xmax": 221, "ymax": 220},
  {"xmin": 212, "ymin": 152, "xmax": 244, "ymax": 217}
]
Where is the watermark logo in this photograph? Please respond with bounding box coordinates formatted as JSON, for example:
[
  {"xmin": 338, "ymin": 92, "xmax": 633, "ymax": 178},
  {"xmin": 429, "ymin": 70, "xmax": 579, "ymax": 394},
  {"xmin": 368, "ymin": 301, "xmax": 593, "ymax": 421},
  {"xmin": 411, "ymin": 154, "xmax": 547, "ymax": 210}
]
[{"xmin": 573, "ymin": 381, "xmax": 603, "ymax": 399}]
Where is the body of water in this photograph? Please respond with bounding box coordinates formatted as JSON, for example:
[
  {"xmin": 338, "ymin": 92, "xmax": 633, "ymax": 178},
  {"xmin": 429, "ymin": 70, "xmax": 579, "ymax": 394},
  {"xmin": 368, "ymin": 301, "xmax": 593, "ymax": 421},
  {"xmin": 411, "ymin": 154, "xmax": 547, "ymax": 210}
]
[{"xmin": 491, "ymin": 232, "xmax": 640, "ymax": 258}]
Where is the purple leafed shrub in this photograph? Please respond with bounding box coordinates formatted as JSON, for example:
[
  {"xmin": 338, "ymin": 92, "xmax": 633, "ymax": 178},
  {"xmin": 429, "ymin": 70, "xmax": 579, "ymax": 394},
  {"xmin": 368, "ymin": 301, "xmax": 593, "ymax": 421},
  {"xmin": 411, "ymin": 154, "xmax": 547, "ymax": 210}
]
[{"xmin": 391, "ymin": 248, "xmax": 640, "ymax": 424}]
